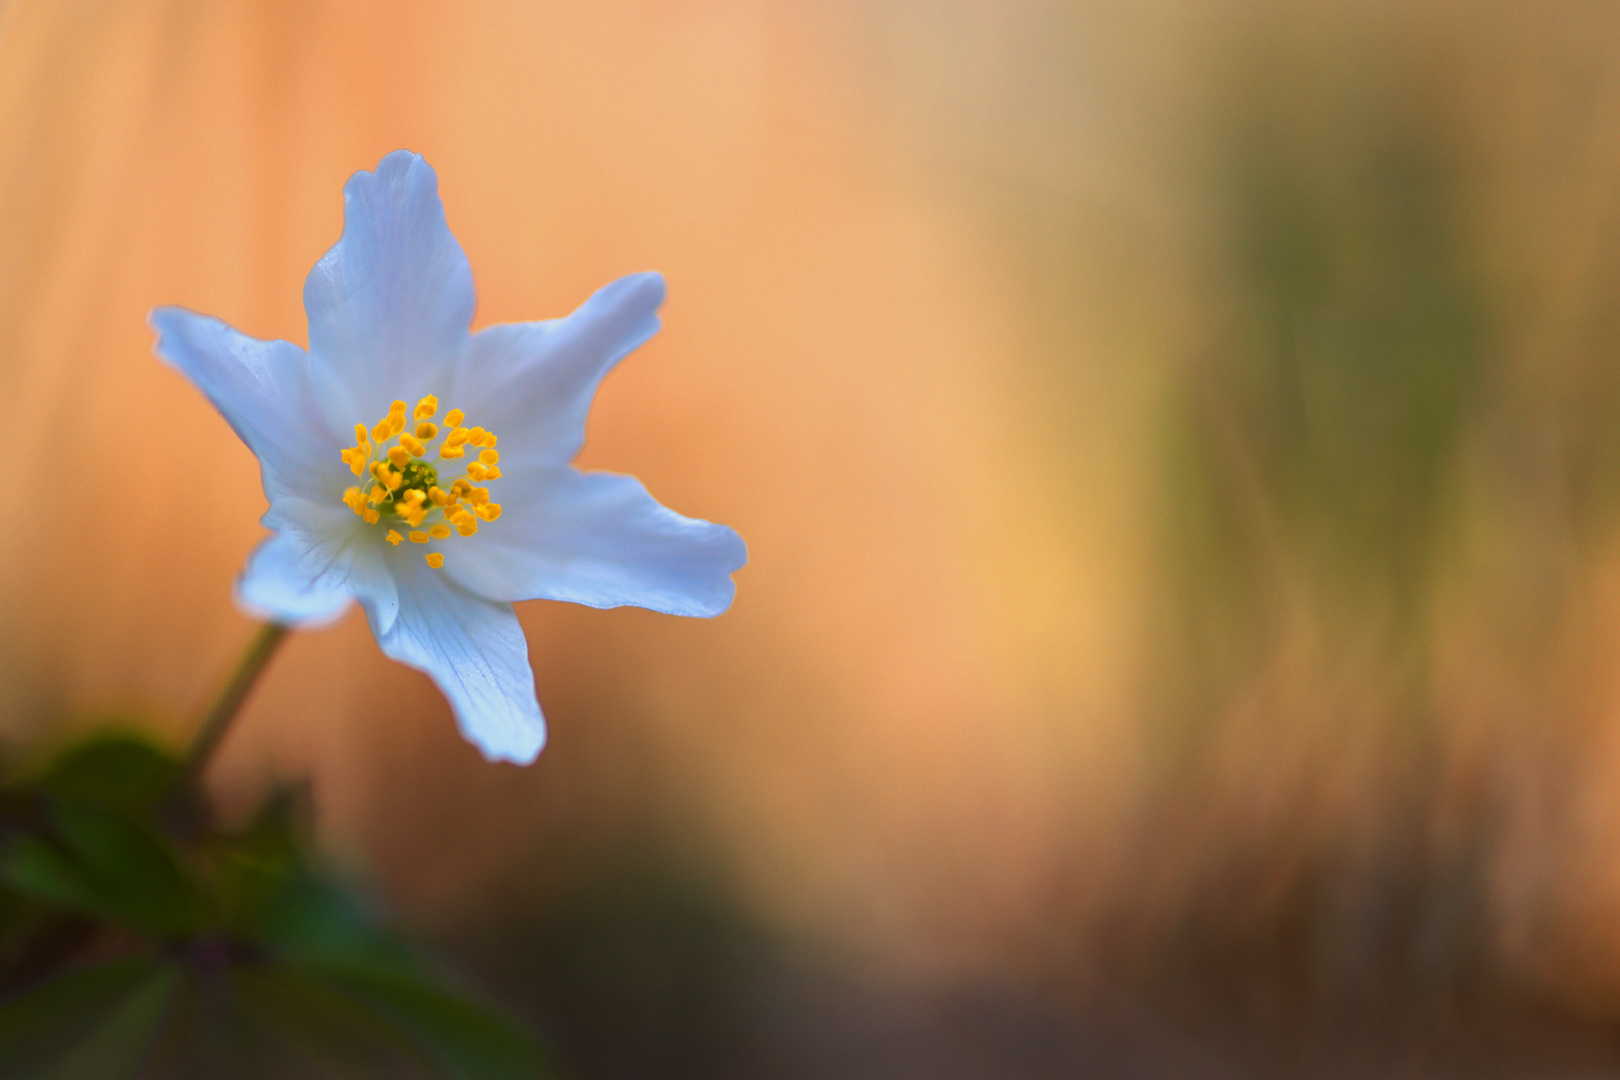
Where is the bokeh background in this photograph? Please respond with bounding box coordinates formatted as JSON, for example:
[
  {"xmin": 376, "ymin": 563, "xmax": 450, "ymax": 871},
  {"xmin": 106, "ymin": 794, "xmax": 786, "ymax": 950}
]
[{"xmin": 8, "ymin": 0, "xmax": 1620, "ymax": 1075}]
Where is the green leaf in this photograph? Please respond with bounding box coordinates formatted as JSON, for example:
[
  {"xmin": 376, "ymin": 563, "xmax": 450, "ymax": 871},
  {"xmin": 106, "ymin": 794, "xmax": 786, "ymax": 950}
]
[
  {"xmin": 0, "ymin": 957, "xmax": 178, "ymax": 1079},
  {"xmin": 228, "ymin": 966, "xmax": 431, "ymax": 1079},
  {"xmin": 307, "ymin": 961, "xmax": 547, "ymax": 1080},
  {"xmin": 243, "ymin": 870, "xmax": 408, "ymax": 970},
  {"xmin": 34, "ymin": 735, "xmax": 178, "ymax": 814},
  {"xmin": 0, "ymin": 803, "xmax": 200, "ymax": 937}
]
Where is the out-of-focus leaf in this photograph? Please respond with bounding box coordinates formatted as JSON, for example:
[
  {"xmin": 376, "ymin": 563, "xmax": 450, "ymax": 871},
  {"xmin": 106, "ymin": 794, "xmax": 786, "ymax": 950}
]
[
  {"xmin": 0, "ymin": 836, "xmax": 108, "ymax": 917},
  {"xmin": 230, "ymin": 966, "xmax": 432, "ymax": 1079},
  {"xmin": 244, "ymin": 870, "xmax": 409, "ymax": 970},
  {"xmin": 0, "ymin": 957, "xmax": 178, "ymax": 1079},
  {"xmin": 35, "ymin": 734, "xmax": 178, "ymax": 814},
  {"xmin": 0, "ymin": 803, "xmax": 200, "ymax": 938},
  {"xmin": 309, "ymin": 961, "xmax": 547, "ymax": 1080}
]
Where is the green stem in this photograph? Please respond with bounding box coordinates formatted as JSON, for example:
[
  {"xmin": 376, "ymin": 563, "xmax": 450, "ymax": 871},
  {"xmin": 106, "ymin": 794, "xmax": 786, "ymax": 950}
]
[{"xmin": 180, "ymin": 622, "xmax": 290, "ymax": 787}]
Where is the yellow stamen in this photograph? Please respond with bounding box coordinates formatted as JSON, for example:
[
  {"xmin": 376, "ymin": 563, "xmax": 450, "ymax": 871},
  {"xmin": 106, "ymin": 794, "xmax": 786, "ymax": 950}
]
[
  {"xmin": 425, "ymin": 552, "xmax": 444, "ymax": 568},
  {"xmin": 344, "ymin": 400, "xmax": 502, "ymax": 551}
]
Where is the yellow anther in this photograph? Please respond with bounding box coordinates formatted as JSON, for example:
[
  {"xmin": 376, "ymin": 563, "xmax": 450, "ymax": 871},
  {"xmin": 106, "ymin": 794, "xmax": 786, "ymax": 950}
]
[
  {"xmin": 443, "ymin": 408, "xmax": 464, "ymax": 428},
  {"xmin": 386, "ymin": 530, "xmax": 403, "ymax": 546},
  {"xmin": 428, "ymin": 486, "xmax": 449, "ymax": 506},
  {"xmin": 414, "ymin": 395, "xmax": 438, "ymax": 420},
  {"xmin": 390, "ymin": 399, "xmax": 407, "ymax": 416},
  {"xmin": 425, "ymin": 552, "xmax": 444, "ymax": 568},
  {"xmin": 485, "ymin": 433, "xmax": 497, "ymax": 447},
  {"xmin": 354, "ymin": 423, "xmax": 369, "ymax": 444},
  {"xmin": 467, "ymin": 427, "xmax": 487, "ymax": 446},
  {"xmin": 482, "ymin": 503, "xmax": 503, "ymax": 521},
  {"xmin": 469, "ymin": 487, "xmax": 490, "ymax": 505},
  {"xmin": 383, "ymin": 468, "xmax": 403, "ymax": 491},
  {"xmin": 467, "ymin": 463, "xmax": 488, "ymax": 482},
  {"xmin": 478, "ymin": 448, "xmax": 499, "ymax": 465},
  {"xmin": 371, "ymin": 420, "xmax": 390, "ymax": 441},
  {"xmin": 401, "ymin": 490, "xmax": 426, "ymax": 508},
  {"xmin": 457, "ymin": 521, "xmax": 479, "ymax": 537},
  {"xmin": 451, "ymin": 479, "xmax": 472, "ymax": 496},
  {"xmin": 363, "ymin": 508, "xmax": 380, "ymax": 525},
  {"xmin": 439, "ymin": 445, "xmax": 465, "ymax": 459},
  {"xmin": 390, "ymin": 413, "xmax": 406, "ymax": 435},
  {"xmin": 429, "ymin": 523, "xmax": 452, "ymax": 539},
  {"xmin": 387, "ymin": 446, "xmax": 412, "ymax": 467},
  {"xmin": 450, "ymin": 509, "xmax": 475, "ymax": 526},
  {"xmin": 484, "ymin": 466, "xmax": 502, "ymax": 480},
  {"xmin": 405, "ymin": 506, "xmax": 428, "ymax": 528},
  {"xmin": 368, "ymin": 484, "xmax": 387, "ymax": 504},
  {"xmin": 401, "ymin": 435, "xmax": 426, "ymax": 457},
  {"xmin": 444, "ymin": 427, "xmax": 469, "ymax": 445},
  {"xmin": 415, "ymin": 422, "xmax": 437, "ymax": 440},
  {"xmin": 409, "ymin": 530, "xmax": 430, "ymax": 544}
]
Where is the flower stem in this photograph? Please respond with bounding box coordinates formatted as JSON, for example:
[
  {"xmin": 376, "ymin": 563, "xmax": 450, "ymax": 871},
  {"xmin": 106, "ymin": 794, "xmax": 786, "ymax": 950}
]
[{"xmin": 180, "ymin": 622, "xmax": 289, "ymax": 787}]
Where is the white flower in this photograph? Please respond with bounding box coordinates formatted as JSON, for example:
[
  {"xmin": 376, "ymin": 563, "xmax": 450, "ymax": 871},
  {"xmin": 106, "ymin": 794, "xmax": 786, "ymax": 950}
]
[{"xmin": 150, "ymin": 151, "xmax": 745, "ymax": 764}]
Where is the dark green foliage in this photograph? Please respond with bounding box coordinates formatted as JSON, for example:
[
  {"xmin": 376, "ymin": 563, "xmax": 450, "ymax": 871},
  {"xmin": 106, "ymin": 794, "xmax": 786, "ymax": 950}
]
[{"xmin": 0, "ymin": 732, "xmax": 552, "ymax": 1079}]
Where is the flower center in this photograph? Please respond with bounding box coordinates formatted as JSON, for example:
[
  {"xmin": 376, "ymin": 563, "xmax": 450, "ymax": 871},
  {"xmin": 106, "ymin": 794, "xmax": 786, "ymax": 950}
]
[{"xmin": 338, "ymin": 396, "xmax": 503, "ymax": 569}]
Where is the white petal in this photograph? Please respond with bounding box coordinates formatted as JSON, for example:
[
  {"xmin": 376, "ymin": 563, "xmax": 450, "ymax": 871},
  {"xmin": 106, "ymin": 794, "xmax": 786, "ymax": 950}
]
[
  {"xmin": 261, "ymin": 497, "xmax": 401, "ymax": 634},
  {"xmin": 448, "ymin": 272, "xmax": 665, "ymax": 467},
  {"xmin": 364, "ymin": 552, "xmax": 546, "ymax": 764},
  {"xmin": 303, "ymin": 151, "xmax": 474, "ymax": 427},
  {"xmin": 235, "ymin": 534, "xmax": 353, "ymax": 627},
  {"xmin": 443, "ymin": 466, "xmax": 746, "ymax": 616},
  {"xmin": 148, "ymin": 308, "xmax": 342, "ymax": 504}
]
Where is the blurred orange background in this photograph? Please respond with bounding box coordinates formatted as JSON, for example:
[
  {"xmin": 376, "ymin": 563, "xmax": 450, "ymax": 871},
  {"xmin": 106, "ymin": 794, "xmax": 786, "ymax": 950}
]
[{"xmin": 10, "ymin": 0, "xmax": 1620, "ymax": 1073}]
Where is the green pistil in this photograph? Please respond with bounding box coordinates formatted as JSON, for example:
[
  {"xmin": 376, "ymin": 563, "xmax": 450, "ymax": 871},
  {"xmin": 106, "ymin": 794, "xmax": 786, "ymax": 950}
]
[{"xmin": 377, "ymin": 458, "xmax": 439, "ymax": 516}]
